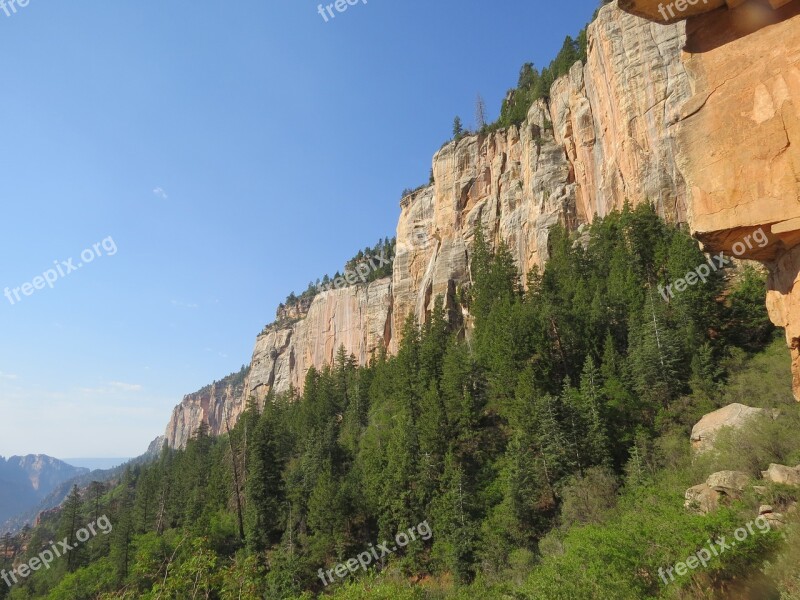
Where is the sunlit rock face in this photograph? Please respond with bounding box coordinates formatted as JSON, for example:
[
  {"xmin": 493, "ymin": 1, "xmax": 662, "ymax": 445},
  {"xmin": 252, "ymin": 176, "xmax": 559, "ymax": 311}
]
[
  {"xmin": 161, "ymin": 1, "xmax": 800, "ymax": 448},
  {"xmin": 392, "ymin": 6, "xmax": 691, "ymax": 347},
  {"xmin": 671, "ymin": 0, "xmax": 800, "ymax": 398}
]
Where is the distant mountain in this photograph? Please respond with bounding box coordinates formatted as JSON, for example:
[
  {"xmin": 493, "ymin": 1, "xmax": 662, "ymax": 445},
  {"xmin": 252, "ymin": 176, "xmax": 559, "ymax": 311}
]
[
  {"xmin": 1, "ymin": 448, "xmax": 158, "ymax": 535},
  {"xmin": 0, "ymin": 455, "xmax": 88, "ymax": 533},
  {"xmin": 61, "ymin": 458, "xmax": 131, "ymax": 471}
]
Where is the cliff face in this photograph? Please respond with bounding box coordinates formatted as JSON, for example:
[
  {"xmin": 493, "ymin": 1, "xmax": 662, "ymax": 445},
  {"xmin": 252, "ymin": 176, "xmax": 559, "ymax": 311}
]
[
  {"xmin": 162, "ymin": 0, "xmax": 800, "ymax": 448},
  {"xmin": 672, "ymin": 1, "xmax": 800, "ymax": 397},
  {"xmin": 390, "ymin": 100, "xmax": 576, "ymax": 348},
  {"xmin": 244, "ymin": 279, "xmax": 393, "ymax": 403},
  {"xmin": 163, "ymin": 369, "xmax": 249, "ymax": 449},
  {"xmin": 164, "ymin": 280, "xmax": 393, "ymax": 448},
  {"xmin": 392, "ymin": 7, "xmax": 690, "ymax": 342}
]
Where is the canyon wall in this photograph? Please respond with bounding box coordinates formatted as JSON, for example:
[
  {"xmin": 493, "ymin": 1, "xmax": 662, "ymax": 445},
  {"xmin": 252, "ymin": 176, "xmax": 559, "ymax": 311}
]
[
  {"xmin": 164, "ymin": 280, "xmax": 393, "ymax": 448},
  {"xmin": 672, "ymin": 0, "xmax": 800, "ymax": 397},
  {"xmin": 161, "ymin": 0, "xmax": 800, "ymax": 448}
]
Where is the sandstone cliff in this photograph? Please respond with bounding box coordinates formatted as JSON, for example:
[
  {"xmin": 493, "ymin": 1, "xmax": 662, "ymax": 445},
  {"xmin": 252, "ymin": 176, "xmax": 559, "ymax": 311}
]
[
  {"xmin": 671, "ymin": 1, "xmax": 800, "ymax": 398},
  {"xmin": 162, "ymin": 0, "xmax": 800, "ymax": 448}
]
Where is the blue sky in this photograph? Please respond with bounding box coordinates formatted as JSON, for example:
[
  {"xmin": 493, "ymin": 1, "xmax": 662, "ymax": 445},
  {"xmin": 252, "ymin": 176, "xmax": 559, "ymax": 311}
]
[{"xmin": 0, "ymin": 0, "xmax": 599, "ymax": 458}]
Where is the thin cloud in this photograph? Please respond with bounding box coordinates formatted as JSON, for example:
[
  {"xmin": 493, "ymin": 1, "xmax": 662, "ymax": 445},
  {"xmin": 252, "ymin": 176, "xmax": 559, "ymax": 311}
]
[
  {"xmin": 79, "ymin": 382, "xmax": 143, "ymax": 394},
  {"xmin": 0, "ymin": 372, "xmax": 18, "ymax": 380},
  {"xmin": 109, "ymin": 382, "xmax": 143, "ymax": 392},
  {"xmin": 171, "ymin": 300, "xmax": 199, "ymax": 309},
  {"xmin": 153, "ymin": 187, "xmax": 169, "ymax": 200}
]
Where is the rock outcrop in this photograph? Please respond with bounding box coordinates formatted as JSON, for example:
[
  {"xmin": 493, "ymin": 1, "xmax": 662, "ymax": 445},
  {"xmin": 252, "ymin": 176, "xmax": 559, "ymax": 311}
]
[
  {"xmin": 761, "ymin": 463, "xmax": 800, "ymax": 485},
  {"xmin": 685, "ymin": 470, "xmax": 750, "ymax": 514},
  {"xmin": 686, "ymin": 464, "xmax": 799, "ymax": 517},
  {"xmin": 161, "ymin": 1, "xmax": 800, "ymax": 447},
  {"xmin": 671, "ymin": 0, "xmax": 800, "ymax": 399},
  {"xmin": 619, "ymin": 0, "xmax": 794, "ymax": 24},
  {"xmin": 690, "ymin": 404, "xmax": 768, "ymax": 452},
  {"xmin": 164, "ymin": 280, "xmax": 393, "ymax": 448},
  {"xmin": 244, "ymin": 279, "xmax": 393, "ymax": 403},
  {"xmin": 164, "ymin": 368, "xmax": 250, "ymax": 449}
]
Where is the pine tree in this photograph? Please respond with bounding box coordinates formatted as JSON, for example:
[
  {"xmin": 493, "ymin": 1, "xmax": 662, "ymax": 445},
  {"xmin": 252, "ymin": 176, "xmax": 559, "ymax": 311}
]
[
  {"xmin": 245, "ymin": 408, "xmax": 285, "ymax": 552},
  {"xmin": 110, "ymin": 472, "xmax": 135, "ymax": 582},
  {"xmin": 453, "ymin": 116, "xmax": 464, "ymax": 140},
  {"xmin": 59, "ymin": 485, "xmax": 85, "ymax": 573},
  {"xmin": 431, "ymin": 451, "xmax": 475, "ymax": 583},
  {"xmin": 475, "ymin": 94, "xmax": 487, "ymax": 130}
]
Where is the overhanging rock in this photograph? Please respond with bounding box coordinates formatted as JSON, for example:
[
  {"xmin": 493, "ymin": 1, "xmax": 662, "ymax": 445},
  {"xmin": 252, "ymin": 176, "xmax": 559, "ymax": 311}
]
[{"xmin": 618, "ymin": 0, "xmax": 795, "ymax": 24}]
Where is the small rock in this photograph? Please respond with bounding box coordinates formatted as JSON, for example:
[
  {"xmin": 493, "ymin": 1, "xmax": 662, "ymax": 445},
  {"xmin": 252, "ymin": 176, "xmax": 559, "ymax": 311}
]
[
  {"xmin": 764, "ymin": 512, "xmax": 786, "ymax": 529},
  {"xmin": 759, "ymin": 505, "xmax": 774, "ymax": 515}
]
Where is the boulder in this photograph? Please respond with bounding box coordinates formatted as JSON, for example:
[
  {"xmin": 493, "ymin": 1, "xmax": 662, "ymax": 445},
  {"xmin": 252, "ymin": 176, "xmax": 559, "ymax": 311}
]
[
  {"xmin": 685, "ymin": 484, "xmax": 720, "ymax": 514},
  {"xmin": 691, "ymin": 404, "xmax": 767, "ymax": 453},
  {"xmin": 764, "ymin": 512, "xmax": 787, "ymax": 529},
  {"xmin": 761, "ymin": 464, "xmax": 800, "ymax": 486},
  {"xmin": 686, "ymin": 470, "xmax": 751, "ymax": 514},
  {"xmin": 707, "ymin": 470, "xmax": 751, "ymax": 495}
]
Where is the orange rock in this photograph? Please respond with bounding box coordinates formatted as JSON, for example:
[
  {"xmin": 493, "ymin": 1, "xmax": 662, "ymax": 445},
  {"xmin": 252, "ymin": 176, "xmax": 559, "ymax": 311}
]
[{"xmin": 619, "ymin": 0, "xmax": 726, "ymax": 24}]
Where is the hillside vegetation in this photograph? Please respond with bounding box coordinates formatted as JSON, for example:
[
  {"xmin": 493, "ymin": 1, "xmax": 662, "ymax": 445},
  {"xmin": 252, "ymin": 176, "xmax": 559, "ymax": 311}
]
[{"xmin": 2, "ymin": 205, "xmax": 799, "ymax": 600}]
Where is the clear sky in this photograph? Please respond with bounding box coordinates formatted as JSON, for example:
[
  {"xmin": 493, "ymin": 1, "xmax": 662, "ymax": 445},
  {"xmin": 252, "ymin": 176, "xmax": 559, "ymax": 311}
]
[{"xmin": 0, "ymin": 0, "xmax": 600, "ymax": 458}]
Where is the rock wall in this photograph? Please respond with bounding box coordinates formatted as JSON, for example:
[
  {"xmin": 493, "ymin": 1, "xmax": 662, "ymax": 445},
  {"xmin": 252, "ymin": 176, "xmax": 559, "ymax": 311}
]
[
  {"xmin": 671, "ymin": 1, "xmax": 800, "ymax": 397},
  {"xmin": 161, "ymin": 0, "xmax": 800, "ymax": 447},
  {"xmin": 163, "ymin": 371, "xmax": 249, "ymax": 449},
  {"xmin": 392, "ymin": 7, "xmax": 690, "ymax": 340},
  {"xmin": 164, "ymin": 280, "xmax": 393, "ymax": 448},
  {"xmin": 244, "ymin": 279, "xmax": 393, "ymax": 402}
]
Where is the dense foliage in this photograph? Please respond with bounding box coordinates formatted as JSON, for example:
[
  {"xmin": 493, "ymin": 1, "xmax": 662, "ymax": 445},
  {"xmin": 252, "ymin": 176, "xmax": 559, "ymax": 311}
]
[{"xmin": 3, "ymin": 205, "xmax": 799, "ymax": 600}]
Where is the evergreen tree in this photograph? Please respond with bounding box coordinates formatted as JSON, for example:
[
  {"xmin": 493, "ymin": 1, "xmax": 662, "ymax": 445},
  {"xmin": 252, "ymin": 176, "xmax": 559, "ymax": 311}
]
[
  {"xmin": 246, "ymin": 408, "xmax": 285, "ymax": 552},
  {"xmin": 59, "ymin": 485, "xmax": 85, "ymax": 573}
]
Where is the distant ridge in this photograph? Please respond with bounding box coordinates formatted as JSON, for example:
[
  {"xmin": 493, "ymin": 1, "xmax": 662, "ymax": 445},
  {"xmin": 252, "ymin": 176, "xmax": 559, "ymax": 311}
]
[{"xmin": 61, "ymin": 458, "xmax": 132, "ymax": 471}]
